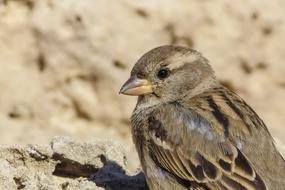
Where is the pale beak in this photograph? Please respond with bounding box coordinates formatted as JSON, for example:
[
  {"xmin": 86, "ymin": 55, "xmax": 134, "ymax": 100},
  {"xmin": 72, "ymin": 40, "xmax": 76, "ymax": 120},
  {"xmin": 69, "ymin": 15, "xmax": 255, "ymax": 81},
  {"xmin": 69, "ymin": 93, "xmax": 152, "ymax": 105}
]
[{"xmin": 119, "ymin": 76, "xmax": 153, "ymax": 96}]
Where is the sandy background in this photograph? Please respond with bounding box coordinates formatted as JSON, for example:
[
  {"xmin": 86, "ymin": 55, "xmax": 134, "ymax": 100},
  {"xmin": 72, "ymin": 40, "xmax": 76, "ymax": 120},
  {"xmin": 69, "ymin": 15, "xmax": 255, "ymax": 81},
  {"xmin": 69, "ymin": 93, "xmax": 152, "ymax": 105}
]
[{"xmin": 0, "ymin": 0, "xmax": 284, "ymax": 171}]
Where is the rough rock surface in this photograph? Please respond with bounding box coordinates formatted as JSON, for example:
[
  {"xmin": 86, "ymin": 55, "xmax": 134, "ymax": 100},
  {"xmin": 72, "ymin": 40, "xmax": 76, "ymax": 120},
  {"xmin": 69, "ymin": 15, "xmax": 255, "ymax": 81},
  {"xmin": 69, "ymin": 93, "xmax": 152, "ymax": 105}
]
[
  {"xmin": 0, "ymin": 136, "xmax": 283, "ymax": 189},
  {"xmin": 0, "ymin": 0, "xmax": 284, "ymax": 172},
  {"xmin": 0, "ymin": 136, "xmax": 148, "ymax": 190}
]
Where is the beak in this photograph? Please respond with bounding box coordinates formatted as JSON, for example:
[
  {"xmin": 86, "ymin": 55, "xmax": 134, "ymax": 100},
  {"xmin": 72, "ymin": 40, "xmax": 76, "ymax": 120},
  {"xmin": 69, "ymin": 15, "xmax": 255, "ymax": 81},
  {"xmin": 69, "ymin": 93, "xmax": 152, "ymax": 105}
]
[{"xmin": 119, "ymin": 76, "xmax": 153, "ymax": 96}]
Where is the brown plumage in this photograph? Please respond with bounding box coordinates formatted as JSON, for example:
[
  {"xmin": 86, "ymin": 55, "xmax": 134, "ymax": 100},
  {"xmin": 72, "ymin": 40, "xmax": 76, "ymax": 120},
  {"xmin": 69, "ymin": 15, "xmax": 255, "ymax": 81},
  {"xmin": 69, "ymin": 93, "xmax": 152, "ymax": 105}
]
[{"xmin": 120, "ymin": 45, "xmax": 285, "ymax": 190}]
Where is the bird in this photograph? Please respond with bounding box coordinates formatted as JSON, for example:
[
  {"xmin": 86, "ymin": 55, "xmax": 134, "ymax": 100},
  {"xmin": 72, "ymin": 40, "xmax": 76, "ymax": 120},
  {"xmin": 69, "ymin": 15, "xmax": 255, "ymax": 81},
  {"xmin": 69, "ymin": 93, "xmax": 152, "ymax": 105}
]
[{"xmin": 119, "ymin": 45, "xmax": 285, "ymax": 190}]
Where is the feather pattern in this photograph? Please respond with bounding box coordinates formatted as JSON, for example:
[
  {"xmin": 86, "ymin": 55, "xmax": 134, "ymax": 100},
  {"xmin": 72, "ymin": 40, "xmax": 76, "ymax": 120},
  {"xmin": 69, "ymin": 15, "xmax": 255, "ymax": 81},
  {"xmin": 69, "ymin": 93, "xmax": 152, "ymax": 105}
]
[
  {"xmin": 142, "ymin": 87, "xmax": 273, "ymax": 190},
  {"xmin": 144, "ymin": 88, "xmax": 267, "ymax": 190}
]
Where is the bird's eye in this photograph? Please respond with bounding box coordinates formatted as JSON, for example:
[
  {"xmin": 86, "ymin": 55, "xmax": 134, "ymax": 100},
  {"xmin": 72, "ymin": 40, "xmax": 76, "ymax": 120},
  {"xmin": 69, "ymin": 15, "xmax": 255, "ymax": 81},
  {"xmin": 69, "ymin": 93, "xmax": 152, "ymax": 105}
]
[{"xmin": 157, "ymin": 68, "xmax": 170, "ymax": 79}]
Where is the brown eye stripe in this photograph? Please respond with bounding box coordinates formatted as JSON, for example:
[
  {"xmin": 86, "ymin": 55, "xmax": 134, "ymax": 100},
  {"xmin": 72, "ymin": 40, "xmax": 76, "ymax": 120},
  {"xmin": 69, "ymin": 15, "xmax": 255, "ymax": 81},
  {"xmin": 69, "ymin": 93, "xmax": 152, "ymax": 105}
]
[{"xmin": 206, "ymin": 96, "xmax": 230, "ymax": 137}]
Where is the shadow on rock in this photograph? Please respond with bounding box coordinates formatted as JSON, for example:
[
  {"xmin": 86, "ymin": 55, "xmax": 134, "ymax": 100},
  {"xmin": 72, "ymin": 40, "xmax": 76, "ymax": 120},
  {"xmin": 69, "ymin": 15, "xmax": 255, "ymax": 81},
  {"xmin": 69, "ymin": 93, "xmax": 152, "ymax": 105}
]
[{"xmin": 91, "ymin": 161, "xmax": 149, "ymax": 190}]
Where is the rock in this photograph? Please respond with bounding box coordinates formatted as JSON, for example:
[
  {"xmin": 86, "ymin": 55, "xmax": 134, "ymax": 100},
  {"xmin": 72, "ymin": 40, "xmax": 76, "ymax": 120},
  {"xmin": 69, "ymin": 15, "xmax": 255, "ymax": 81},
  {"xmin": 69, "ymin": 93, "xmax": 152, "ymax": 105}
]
[
  {"xmin": 51, "ymin": 136, "xmax": 127, "ymax": 174},
  {"xmin": 0, "ymin": 136, "xmax": 148, "ymax": 190},
  {"xmin": 0, "ymin": 159, "xmax": 17, "ymax": 189},
  {"xmin": 0, "ymin": 136, "xmax": 283, "ymax": 189}
]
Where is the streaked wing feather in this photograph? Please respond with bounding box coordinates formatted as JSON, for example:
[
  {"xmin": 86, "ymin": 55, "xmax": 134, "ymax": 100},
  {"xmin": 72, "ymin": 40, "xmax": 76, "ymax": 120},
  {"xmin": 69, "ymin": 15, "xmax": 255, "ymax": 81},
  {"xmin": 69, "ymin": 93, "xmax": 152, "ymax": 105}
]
[{"xmin": 147, "ymin": 100, "xmax": 267, "ymax": 190}]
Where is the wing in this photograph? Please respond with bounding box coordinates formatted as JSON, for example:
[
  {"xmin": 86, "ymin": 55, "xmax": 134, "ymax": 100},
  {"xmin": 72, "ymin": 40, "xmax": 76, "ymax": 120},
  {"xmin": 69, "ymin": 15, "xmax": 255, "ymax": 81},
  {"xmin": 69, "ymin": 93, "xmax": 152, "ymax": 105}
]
[{"xmin": 146, "ymin": 88, "xmax": 268, "ymax": 190}]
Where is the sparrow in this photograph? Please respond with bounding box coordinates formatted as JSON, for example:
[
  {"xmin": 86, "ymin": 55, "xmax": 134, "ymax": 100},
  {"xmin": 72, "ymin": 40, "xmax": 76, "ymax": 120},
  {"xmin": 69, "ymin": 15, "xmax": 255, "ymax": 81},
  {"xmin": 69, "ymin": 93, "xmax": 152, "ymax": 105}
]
[{"xmin": 119, "ymin": 45, "xmax": 285, "ymax": 190}]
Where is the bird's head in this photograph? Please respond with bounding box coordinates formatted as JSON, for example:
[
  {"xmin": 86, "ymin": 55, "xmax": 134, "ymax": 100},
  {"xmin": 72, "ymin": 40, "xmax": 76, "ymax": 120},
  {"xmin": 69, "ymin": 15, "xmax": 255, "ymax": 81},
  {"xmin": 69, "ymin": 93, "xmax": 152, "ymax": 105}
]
[{"xmin": 120, "ymin": 45, "xmax": 218, "ymax": 104}]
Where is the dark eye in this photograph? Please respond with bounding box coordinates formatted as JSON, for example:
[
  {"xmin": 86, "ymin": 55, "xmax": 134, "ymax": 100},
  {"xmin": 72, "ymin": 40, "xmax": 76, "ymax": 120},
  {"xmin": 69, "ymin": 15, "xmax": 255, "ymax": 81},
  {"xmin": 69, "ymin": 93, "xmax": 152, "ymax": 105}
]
[{"xmin": 157, "ymin": 68, "xmax": 170, "ymax": 79}]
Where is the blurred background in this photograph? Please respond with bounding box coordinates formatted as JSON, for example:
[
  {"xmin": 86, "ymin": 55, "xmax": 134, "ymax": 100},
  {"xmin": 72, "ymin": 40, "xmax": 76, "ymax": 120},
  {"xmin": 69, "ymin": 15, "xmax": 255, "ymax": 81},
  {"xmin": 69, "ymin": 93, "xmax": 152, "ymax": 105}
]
[{"xmin": 0, "ymin": 0, "xmax": 284, "ymax": 171}]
